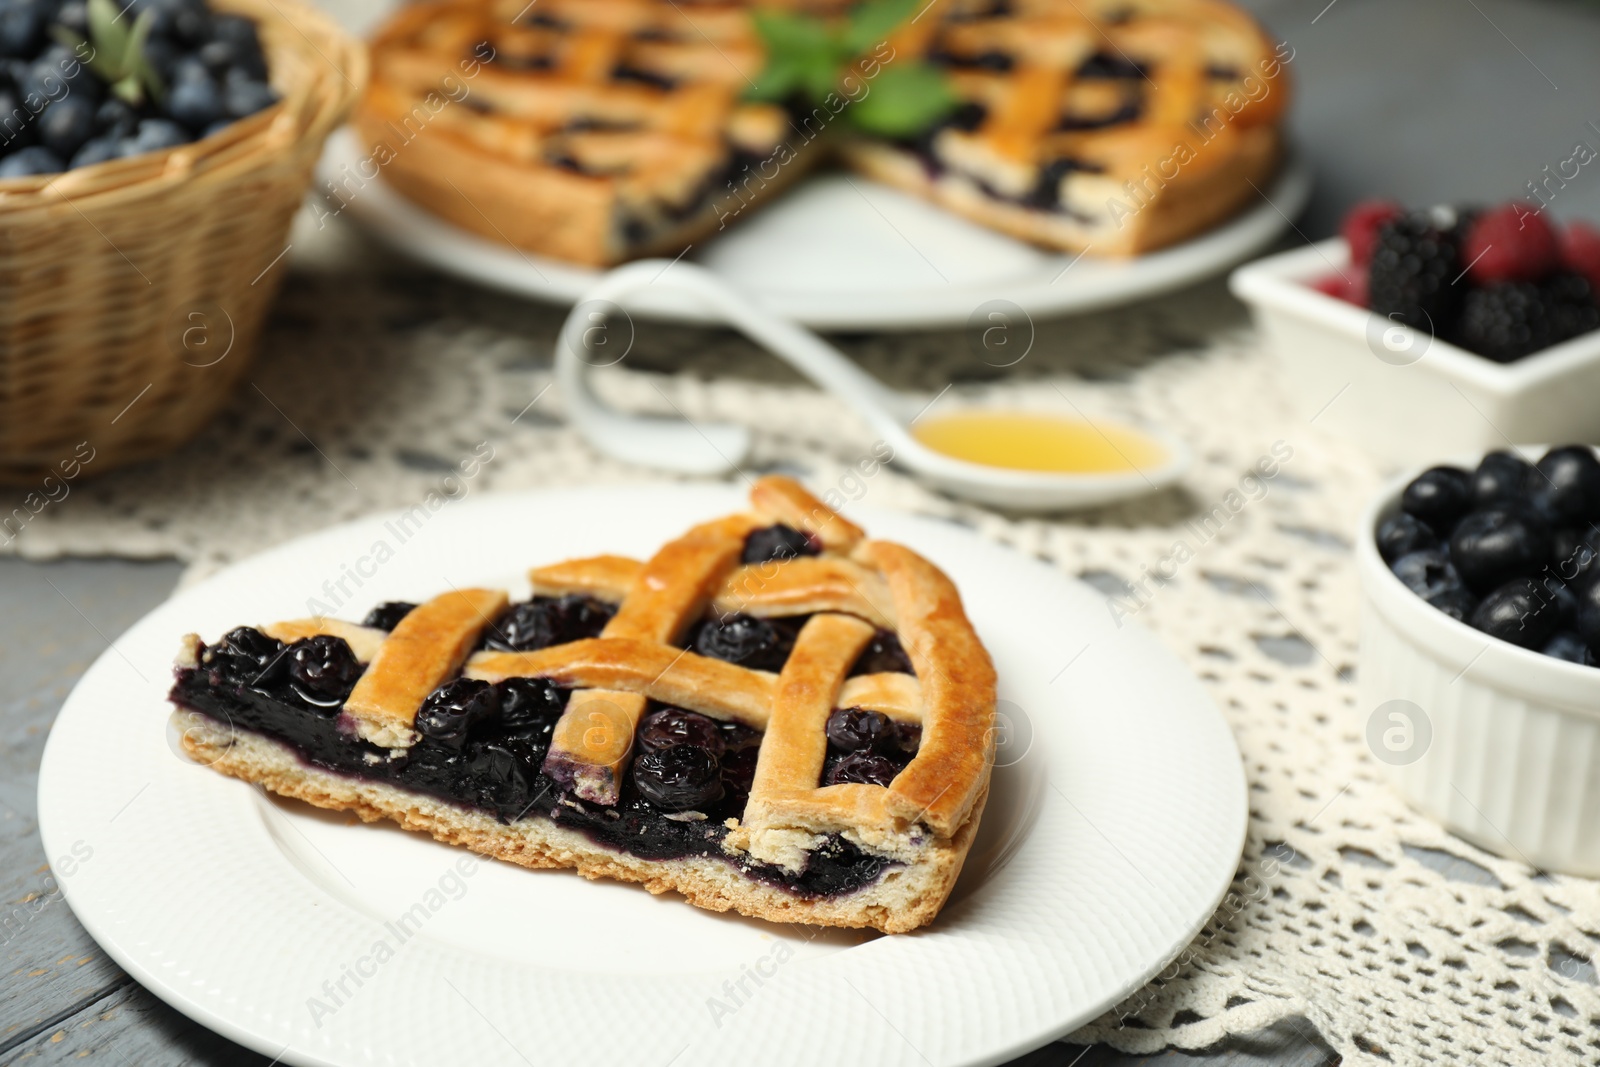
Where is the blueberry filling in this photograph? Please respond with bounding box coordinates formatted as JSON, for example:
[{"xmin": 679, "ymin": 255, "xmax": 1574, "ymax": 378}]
[
  {"xmin": 849, "ymin": 629, "xmax": 915, "ymax": 676},
  {"xmin": 741, "ymin": 523, "xmax": 820, "ymax": 565},
  {"xmin": 632, "ymin": 745, "xmax": 723, "ymax": 810},
  {"xmin": 483, "ymin": 595, "xmax": 616, "ymax": 652},
  {"xmin": 637, "ymin": 706, "xmax": 725, "ymax": 755},
  {"xmin": 929, "ymin": 47, "xmax": 1014, "ymax": 72},
  {"xmin": 1076, "ymin": 52, "xmax": 1148, "ymax": 79},
  {"xmin": 611, "ymin": 63, "xmax": 676, "ymax": 90},
  {"xmin": 362, "ymin": 601, "xmax": 418, "ymax": 631},
  {"xmin": 1025, "ymin": 157, "xmax": 1106, "ymax": 209},
  {"xmin": 171, "ymin": 629, "xmax": 895, "ymax": 897},
  {"xmin": 688, "ymin": 613, "xmax": 801, "ymax": 672},
  {"xmin": 1057, "ymin": 100, "xmax": 1141, "ymax": 131},
  {"xmin": 820, "ymin": 707, "xmax": 919, "ymax": 787}
]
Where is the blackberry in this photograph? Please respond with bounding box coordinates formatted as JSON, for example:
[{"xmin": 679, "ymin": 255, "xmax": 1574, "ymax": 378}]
[
  {"xmin": 1545, "ymin": 271, "xmax": 1600, "ymax": 343},
  {"xmin": 1367, "ymin": 212, "xmax": 1463, "ymax": 334},
  {"xmin": 1453, "ymin": 282, "xmax": 1558, "ymax": 362}
]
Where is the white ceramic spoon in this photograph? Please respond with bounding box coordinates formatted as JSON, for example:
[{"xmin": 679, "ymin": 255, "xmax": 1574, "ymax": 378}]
[{"xmin": 554, "ymin": 259, "xmax": 1191, "ymax": 511}]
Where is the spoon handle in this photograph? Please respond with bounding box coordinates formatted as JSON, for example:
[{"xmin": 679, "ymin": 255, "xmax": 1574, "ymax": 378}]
[{"xmin": 556, "ymin": 261, "xmax": 915, "ymax": 473}]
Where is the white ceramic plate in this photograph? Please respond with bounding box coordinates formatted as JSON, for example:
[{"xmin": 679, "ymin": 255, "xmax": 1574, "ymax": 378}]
[
  {"xmin": 317, "ymin": 128, "xmax": 1312, "ymax": 330},
  {"xmin": 39, "ymin": 485, "xmax": 1246, "ymax": 1067}
]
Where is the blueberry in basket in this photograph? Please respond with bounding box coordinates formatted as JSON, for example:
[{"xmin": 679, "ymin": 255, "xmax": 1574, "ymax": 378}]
[
  {"xmin": 1381, "ymin": 446, "xmax": 1600, "ymax": 665},
  {"xmin": 0, "ymin": 0, "xmax": 278, "ymax": 177},
  {"xmin": 1313, "ymin": 199, "xmax": 1600, "ymax": 363}
]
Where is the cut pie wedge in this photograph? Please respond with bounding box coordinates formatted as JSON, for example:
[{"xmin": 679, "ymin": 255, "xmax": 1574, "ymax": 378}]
[{"xmin": 169, "ymin": 477, "xmax": 997, "ymax": 933}]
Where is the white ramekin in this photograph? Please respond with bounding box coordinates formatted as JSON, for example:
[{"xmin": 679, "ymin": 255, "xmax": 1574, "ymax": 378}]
[
  {"xmin": 1231, "ymin": 239, "xmax": 1600, "ymax": 466},
  {"xmin": 1357, "ymin": 452, "xmax": 1600, "ymax": 874}
]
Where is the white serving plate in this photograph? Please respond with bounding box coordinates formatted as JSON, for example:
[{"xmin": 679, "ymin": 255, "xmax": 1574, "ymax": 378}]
[
  {"xmin": 318, "ymin": 127, "xmax": 1311, "ymax": 330},
  {"xmin": 1231, "ymin": 239, "xmax": 1600, "ymax": 466},
  {"xmin": 1356, "ymin": 449, "xmax": 1600, "ymax": 875},
  {"xmin": 39, "ymin": 484, "xmax": 1247, "ymax": 1067}
]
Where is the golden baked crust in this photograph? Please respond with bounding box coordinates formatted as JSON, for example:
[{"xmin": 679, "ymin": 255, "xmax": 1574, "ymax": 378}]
[
  {"xmin": 355, "ymin": 0, "xmax": 1288, "ymax": 264},
  {"xmin": 176, "ymin": 710, "xmax": 986, "ymax": 934},
  {"xmin": 170, "ymin": 476, "xmax": 997, "ymax": 933}
]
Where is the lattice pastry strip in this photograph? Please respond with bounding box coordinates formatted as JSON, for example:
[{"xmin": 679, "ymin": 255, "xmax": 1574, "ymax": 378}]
[{"xmin": 169, "ymin": 476, "xmax": 995, "ymax": 933}]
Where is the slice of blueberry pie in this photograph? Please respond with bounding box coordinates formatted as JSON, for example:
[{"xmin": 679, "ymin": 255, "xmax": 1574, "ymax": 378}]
[{"xmin": 170, "ymin": 477, "xmax": 996, "ymax": 933}]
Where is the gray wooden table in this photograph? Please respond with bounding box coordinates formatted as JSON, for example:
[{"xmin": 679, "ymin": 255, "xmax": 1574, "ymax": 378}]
[{"xmin": 4, "ymin": 0, "xmax": 1599, "ymax": 1062}]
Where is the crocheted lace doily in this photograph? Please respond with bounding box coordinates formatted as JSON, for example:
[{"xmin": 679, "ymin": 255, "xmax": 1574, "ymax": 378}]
[{"xmin": 11, "ymin": 222, "xmax": 1598, "ymax": 1067}]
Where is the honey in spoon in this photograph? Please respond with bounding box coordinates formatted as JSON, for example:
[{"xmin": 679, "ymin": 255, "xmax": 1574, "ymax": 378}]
[{"xmin": 911, "ymin": 411, "xmax": 1166, "ymax": 474}]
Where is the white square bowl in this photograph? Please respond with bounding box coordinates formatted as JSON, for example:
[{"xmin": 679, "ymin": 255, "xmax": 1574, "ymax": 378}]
[{"xmin": 1231, "ymin": 239, "xmax": 1600, "ymax": 465}]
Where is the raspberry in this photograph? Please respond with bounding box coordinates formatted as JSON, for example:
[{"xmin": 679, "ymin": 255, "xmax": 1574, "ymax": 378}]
[
  {"xmin": 1560, "ymin": 221, "xmax": 1600, "ymax": 292},
  {"xmin": 1340, "ymin": 199, "xmax": 1403, "ymax": 268},
  {"xmin": 1367, "ymin": 212, "xmax": 1463, "ymax": 333},
  {"xmin": 1462, "ymin": 203, "xmax": 1559, "ymax": 285},
  {"xmin": 1309, "ymin": 272, "xmax": 1367, "ymax": 306},
  {"xmin": 1452, "ymin": 282, "xmax": 1558, "ymax": 362}
]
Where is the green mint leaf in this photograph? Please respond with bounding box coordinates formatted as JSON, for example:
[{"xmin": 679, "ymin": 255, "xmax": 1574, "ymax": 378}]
[
  {"xmin": 744, "ymin": 52, "xmax": 805, "ymax": 103},
  {"xmin": 123, "ymin": 9, "xmax": 154, "ymax": 79},
  {"xmin": 802, "ymin": 54, "xmax": 843, "ymax": 103},
  {"xmin": 751, "ymin": 9, "xmax": 833, "ymax": 60},
  {"xmin": 87, "ymin": 0, "xmax": 129, "ymax": 63},
  {"xmin": 845, "ymin": 60, "xmax": 955, "ymax": 137},
  {"xmin": 840, "ymin": 0, "xmax": 918, "ymax": 55}
]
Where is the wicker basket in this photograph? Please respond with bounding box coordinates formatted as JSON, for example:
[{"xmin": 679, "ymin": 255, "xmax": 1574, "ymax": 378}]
[{"xmin": 0, "ymin": 0, "xmax": 366, "ymax": 484}]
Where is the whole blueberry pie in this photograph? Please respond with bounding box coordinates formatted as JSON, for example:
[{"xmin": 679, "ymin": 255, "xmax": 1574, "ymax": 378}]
[
  {"xmin": 352, "ymin": 0, "xmax": 1287, "ymax": 265},
  {"xmin": 169, "ymin": 477, "xmax": 996, "ymax": 933}
]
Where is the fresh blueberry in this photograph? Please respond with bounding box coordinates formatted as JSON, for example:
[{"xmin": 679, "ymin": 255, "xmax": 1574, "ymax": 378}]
[
  {"xmin": 849, "ymin": 629, "xmax": 915, "ymax": 676},
  {"xmin": 0, "ymin": 2, "xmax": 45, "ymax": 60},
  {"xmin": 285, "ymin": 634, "xmax": 364, "ymax": 706},
  {"xmin": 1470, "ymin": 450, "xmax": 1532, "ymax": 508},
  {"xmin": 360, "ymin": 601, "xmax": 417, "ymax": 631},
  {"xmin": 493, "ymin": 677, "xmax": 565, "ymax": 731},
  {"xmin": 166, "ymin": 72, "xmax": 224, "ymax": 131},
  {"xmin": 416, "ymin": 678, "xmax": 499, "ymax": 748},
  {"xmin": 1469, "ymin": 579, "xmax": 1563, "ymax": 650},
  {"xmin": 142, "ymin": 35, "xmax": 178, "ymax": 80},
  {"xmin": 211, "ymin": 15, "xmax": 269, "ymax": 76},
  {"xmin": 144, "ymin": 0, "xmax": 211, "ymax": 45},
  {"xmin": 1447, "ymin": 508, "xmax": 1552, "ymax": 595},
  {"xmin": 1551, "ymin": 526, "xmax": 1600, "ymax": 590},
  {"xmin": 632, "ymin": 744, "xmax": 723, "ymax": 810},
  {"xmin": 223, "ymin": 77, "xmax": 275, "ymax": 119},
  {"xmin": 1390, "ymin": 548, "xmax": 1464, "ymax": 600},
  {"xmin": 487, "ymin": 594, "xmax": 615, "ymax": 652},
  {"xmin": 54, "ymin": 0, "xmax": 88, "ymax": 35},
  {"xmin": 825, "ymin": 706, "xmax": 897, "ymax": 753},
  {"xmin": 68, "ymin": 133, "xmax": 121, "ymax": 167},
  {"xmin": 0, "ymin": 88, "xmax": 33, "ymax": 148},
  {"xmin": 1400, "ymin": 466, "xmax": 1473, "ymax": 533},
  {"xmin": 825, "ymin": 751, "xmax": 900, "ymax": 787},
  {"xmin": 637, "ymin": 707, "xmax": 724, "ymax": 755},
  {"xmin": 741, "ymin": 523, "xmax": 818, "ymax": 565},
  {"xmin": 37, "ymin": 95, "xmax": 94, "ymax": 159},
  {"xmin": 1576, "ymin": 579, "xmax": 1600, "ymax": 647},
  {"xmin": 31, "ymin": 44, "xmax": 98, "ymax": 102},
  {"xmin": 692, "ymin": 614, "xmax": 793, "ymax": 671},
  {"xmin": 197, "ymin": 38, "xmax": 239, "ymax": 73},
  {"xmin": 131, "ymin": 118, "xmax": 190, "ymax": 152},
  {"xmin": 0, "ymin": 144, "xmax": 62, "ymax": 176},
  {"xmin": 1376, "ymin": 513, "xmax": 1436, "ymax": 565},
  {"xmin": 1424, "ymin": 585, "xmax": 1478, "ymax": 623},
  {"xmin": 1542, "ymin": 631, "xmax": 1593, "ymax": 664},
  {"xmin": 1528, "ymin": 446, "xmax": 1600, "ymax": 525},
  {"xmin": 94, "ymin": 97, "xmax": 138, "ymax": 139},
  {"xmin": 169, "ymin": 53, "xmax": 212, "ymax": 88}
]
